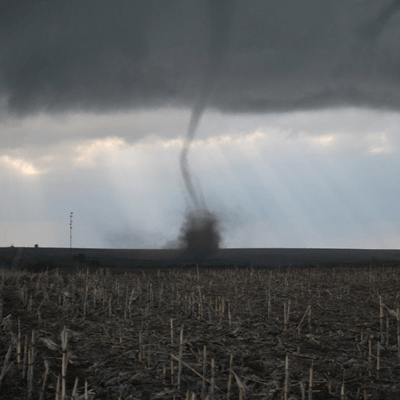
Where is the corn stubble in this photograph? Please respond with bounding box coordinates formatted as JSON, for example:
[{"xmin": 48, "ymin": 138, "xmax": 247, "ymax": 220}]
[{"xmin": 1, "ymin": 265, "xmax": 400, "ymax": 398}]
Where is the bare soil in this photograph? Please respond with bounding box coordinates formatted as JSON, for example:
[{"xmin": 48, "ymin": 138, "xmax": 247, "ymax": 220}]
[{"xmin": 1, "ymin": 263, "xmax": 400, "ymax": 399}]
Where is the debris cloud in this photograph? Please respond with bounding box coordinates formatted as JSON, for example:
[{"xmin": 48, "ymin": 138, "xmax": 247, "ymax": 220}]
[{"xmin": 178, "ymin": 209, "xmax": 221, "ymax": 259}]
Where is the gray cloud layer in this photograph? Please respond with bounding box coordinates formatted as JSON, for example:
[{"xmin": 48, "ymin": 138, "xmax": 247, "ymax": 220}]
[{"xmin": 1, "ymin": 0, "xmax": 400, "ymax": 116}]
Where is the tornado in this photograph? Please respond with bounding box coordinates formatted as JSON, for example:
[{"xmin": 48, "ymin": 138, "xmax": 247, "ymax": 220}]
[{"xmin": 178, "ymin": 0, "xmax": 232, "ymax": 259}]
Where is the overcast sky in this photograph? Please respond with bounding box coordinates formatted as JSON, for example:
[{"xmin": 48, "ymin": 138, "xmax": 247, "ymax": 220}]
[{"xmin": 1, "ymin": 0, "xmax": 400, "ymax": 249}]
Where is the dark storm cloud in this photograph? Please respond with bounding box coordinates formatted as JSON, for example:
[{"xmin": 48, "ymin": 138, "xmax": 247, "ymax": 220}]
[
  {"xmin": 359, "ymin": 0, "xmax": 400, "ymax": 42},
  {"xmin": 1, "ymin": 0, "xmax": 400, "ymax": 116}
]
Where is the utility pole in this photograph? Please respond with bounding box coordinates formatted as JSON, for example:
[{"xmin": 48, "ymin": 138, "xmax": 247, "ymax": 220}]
[{"xmin": 70, "ymin": 212, "xmax": 73, "ymax": 253}]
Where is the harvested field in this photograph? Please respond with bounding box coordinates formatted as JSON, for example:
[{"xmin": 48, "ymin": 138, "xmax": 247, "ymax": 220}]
[{"xmin": 1, "ymin": 265, "xmax": 400, "ymax": 399}]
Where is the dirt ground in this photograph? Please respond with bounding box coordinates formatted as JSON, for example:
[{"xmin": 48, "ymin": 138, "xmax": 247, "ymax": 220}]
[{"xmin": 1, "ymin": 264, "xmax": 400, "ymax": 399}]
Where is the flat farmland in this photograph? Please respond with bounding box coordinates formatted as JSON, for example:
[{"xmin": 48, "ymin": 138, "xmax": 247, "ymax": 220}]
[
  {"xmin": 1, "ymin": 262, "xmax": 400, "ymax": 399},
  {"xmin": 2, "ymin": 247, "xmax": 400, "ymax": 270}
]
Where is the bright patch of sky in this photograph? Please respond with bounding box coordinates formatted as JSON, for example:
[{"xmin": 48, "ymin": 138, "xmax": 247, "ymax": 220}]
[{"xmin": 1, "ymin": 107, "xmax": 399, "ymax": 249}]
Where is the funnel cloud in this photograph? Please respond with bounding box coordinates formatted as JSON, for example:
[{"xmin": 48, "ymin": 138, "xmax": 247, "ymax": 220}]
[{"xmin": 178, "ymin": 0, "xmax": 232, "ymax": 258}]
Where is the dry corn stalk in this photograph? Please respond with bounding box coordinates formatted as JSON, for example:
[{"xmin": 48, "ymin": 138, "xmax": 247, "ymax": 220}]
[
  {"xmin": 71, "ymin": 376, "xmax": 79, "ymax": 400},
  {"xmin": 210, "ymin": 358, "xmax": 215, "ymax": 399},
  {"xmin": 308, "ymin": 362, "xmax": 313, "ymax": 400},
  {"xmin": 22, "ymin": 335, "xmax": 28, "ymax": 380},
  {"xmin": 227, "ymin": 353, "xmax": 233, "ymax": 400},
  {"xmin": 39, "ymin": 359, "xmax": 50, "ymax": 400},
  {"xmin": 0, "ymin": 344, "xmax": 12, "ymax": 389},
  {"xmin": 284, "ymin": 353, "xmax": 289, "ymax": 400},
  {"xmin": 61, "ymin": 327, "xmax": 68, "ymax": 400},
  {"xmin": 232, "ymin": 370, "xmax": 246, "ymax": 400},
  {"xmin": 27, "ymin": 330, "xmax": 36, "ymax": 399},
  {"xmin": 55, "ymin": 374, "xmax": 61, "ymax": 400},
  {"xmin": 177, "ymin": 326, "xmax": 184, "ymax": 388},
  {"xmin": 379, "ymin": 296, "xmax": 384, "ymax": 345},
  {"xmin": 297, "ymin": 305, "xmax": 312, "ymax": 335},
  {"xmin": 17, "ymin": 318, "xmax": 21, "ymax": 367}
]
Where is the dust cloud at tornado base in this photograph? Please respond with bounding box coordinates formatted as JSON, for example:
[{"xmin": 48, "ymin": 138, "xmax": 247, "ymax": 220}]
[{"xmin": 177, "ymin": 209, "xmax": 221, "ymax": 260}]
